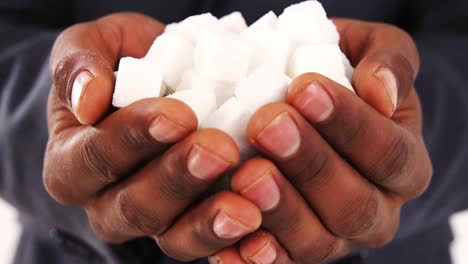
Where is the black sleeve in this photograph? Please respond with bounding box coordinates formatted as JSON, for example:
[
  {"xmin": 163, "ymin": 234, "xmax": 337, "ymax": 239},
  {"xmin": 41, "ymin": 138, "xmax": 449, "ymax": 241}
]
[{"xmin": 395, "ymin": 0, "xmax": 468, "ymax": 240}]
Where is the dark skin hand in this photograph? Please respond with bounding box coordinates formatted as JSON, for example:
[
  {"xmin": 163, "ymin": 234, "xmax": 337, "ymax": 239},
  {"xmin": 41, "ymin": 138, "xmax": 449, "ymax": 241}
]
[
  {"xmin": 44, "ymin": 13, "xmax": 262, "ymax": 262},
  {"xmin": 212, "ymin": 19, "xmax": 432, "ymax": 264},
  {"xmin": 43, "ymin": 12, "xmax": 432, "ymax": 264}
]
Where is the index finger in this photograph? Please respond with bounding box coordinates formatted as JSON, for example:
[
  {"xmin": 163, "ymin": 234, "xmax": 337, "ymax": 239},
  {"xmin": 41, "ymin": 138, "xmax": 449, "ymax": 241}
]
[{"xmin": 333, "ymin": 19, "xmax": 420, "ymax": 117}]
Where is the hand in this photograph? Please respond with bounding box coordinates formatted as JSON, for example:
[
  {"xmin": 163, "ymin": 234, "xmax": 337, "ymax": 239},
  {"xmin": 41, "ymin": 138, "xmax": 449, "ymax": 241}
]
[
  {"xmin": 44, "ymin": 13, "xmax": 262, "ymax": 261},
  {"xmin": 213, "ymin": 19, "xmax": 433, "ymax": 263}
]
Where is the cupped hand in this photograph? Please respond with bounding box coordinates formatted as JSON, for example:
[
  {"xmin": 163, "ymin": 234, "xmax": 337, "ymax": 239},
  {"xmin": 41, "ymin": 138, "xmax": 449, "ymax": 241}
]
[
  {"xmin": 214, "ymin": 19, "xmax": 432, "ymax": 264},
  {"xmin": 43, "ymin": 13, "xmax": 262, "ymax": 262}
]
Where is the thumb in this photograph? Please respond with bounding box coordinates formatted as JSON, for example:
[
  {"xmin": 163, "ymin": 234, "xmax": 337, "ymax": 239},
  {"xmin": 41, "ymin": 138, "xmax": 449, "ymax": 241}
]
[
  {"xmin": 50, "ymin": 12, "xmax": 165, "ymax": 125},
  {"xmin": 333, "ymin": 19, "xmax": 420, "ymax": 118}
]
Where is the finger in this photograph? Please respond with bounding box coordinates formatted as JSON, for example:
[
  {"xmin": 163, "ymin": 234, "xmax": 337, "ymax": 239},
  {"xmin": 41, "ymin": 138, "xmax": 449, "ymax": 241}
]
[
  {"xmin": 85, "ymin": 129, "xmax": 240, "ymax": 243},
  {"xmin": 334, "ymin": 19, "xmax": 420, "ymax": 117},
  {"xmin": 50, "ymin": 13, "xmax": 164, "ymax": 124},
  {"xmin": 232, "ymin": 158, "xmax": 349, "ymax": 263},
  {"xmin": 211, "ymin": 247, "xmax": 246, "ymax": 264},
  {"xmin": 287, "ymin": 73, "xmax": 432, "ymax": 199},
  {"xmin": 155, "ymin": 192, "xmax": 261, "ymax": 262},
  {"xmin": 239, "ymin": 231, "xmax": 293, "ymax": 264},
  {"xmin": 43, "ymin": 98, "xmax": 197, "ymax": 205},
  {"xmin": 245, "ymin": 106, "xmax": 400, "ymax": 246}
]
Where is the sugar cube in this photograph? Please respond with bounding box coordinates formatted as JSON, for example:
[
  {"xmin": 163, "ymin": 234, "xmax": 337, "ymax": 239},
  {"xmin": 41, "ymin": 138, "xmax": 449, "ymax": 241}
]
[
  {"xmin": 219, "ymin": 12, "xmax": 248, "ymax": 34},
  {"xmin": 164, "ymin": 23, "xmax": 180, "ymax": 35},
  {"xmin": 176, "ymin": 13, "xmax": 221, "ymax": 43},
  {"xmin": 202, "ymin": 97, "xmax": 255, "ymax": 159},
  {"xmin": 194, "ymin": 31, "xmax": 252, "ymax": 83},
  {"xmin": 167, "ymin": 90, "xmax": 217, "ymax": 125},
  {"xmin": 342, "ymin": 53, "xmax": 355, "ymax": 81},
  {"xmin": 177, "ymin": 69, "xmax": 235, "ymax": 107},
  {"xmin": 145, "ymin": 32, "xmax": 194, "ymax": 89},
  {"xmin": 235, "ymin": 66, "xmax": 291, "ymax": 112},
  {"xmin": 114, "ymin": 2, "xmax": 357, "ymax": 141},
  {"xmin": 244, "ymin": 27, "xmax": 291, "ymax": 73},
  {"xmin": 112, "ymin": 57, "xmax": 163, "ymax": 108},
  {"xmin": 176, "ymin": 69, "xmax": 198, "ymax": 91},
  {"xmin": 249, "ymin": 11, "xmax": 278, "ymax": 31},
  {"xmin": 288, "ymin": 44, "xmax": 346, "ymax": 81},
  {"xmin": 281, "ymin": 1, "xmax": 327, "ymax": 22},
  {"xmin": 278, "ymin": 1, "xmax": 339, "ymax": 46}
]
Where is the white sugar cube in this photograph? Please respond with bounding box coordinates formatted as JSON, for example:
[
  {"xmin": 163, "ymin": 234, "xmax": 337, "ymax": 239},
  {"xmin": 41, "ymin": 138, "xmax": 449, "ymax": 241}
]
[
  {"xmin": 281, "ymin": 1, "xmax": 327, "ymax": 21},
  {"xmin": 278, "ymin": 1, "xmax": 339, "ymax": 46},
  {"xmin": 219, "ymin": 12, "xmax": 248, "ymax": 34},
  {"xmin": 235, "ymin": 66, "xmax": 291, "ymax": 112},
  {"xmin": 167, "ymin": 90, "xmax": 217, "ymax": 125},
  {"xmin": 176, "ymin": 13, "xmax": 221, "ymax": 43},
  {"xmin": 145, "ymin": 32, "xmax": 194, "ymax": 89},
  {"xmin": 249, "ymin": 11, "xmax": 278, "ymax": 31},
  {"xmin": 112, "ymin": 57, "xmax": 163, "ymax": 108},
  {"xmin": 342, "ymin": 53, "xmax": 355, "ymax": 81},
  {"xmin": 244, "ymin": 27, "xmax": 291, "ymax": 73},
  {"xmin": 177, "ymin": 69, "xmax": 235, "ymax": 107},
  {"xmin": 202, "ymin": 97, "xmax": 255, "ymax": 160},
  {"xmin": 194, "ymin": 31, "xmax": 252, "ymax": 83},
  {"xmin": 176, "ymin": 69, "xmax": 198, "ymax": 91},
  {"xmin": 288, "ymin": 44, "xmax": 346, "ymax": 80},
  {"xmin": 164, "ymin": 23, "xmax": 180, "ymax": 35}
]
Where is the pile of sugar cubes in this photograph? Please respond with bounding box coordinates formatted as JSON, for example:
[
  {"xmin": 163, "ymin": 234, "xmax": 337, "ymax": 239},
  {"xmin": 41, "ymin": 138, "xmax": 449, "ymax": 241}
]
[{"xmin": 113, "ymin": 0, "xmax": 354, "ymax": 160}]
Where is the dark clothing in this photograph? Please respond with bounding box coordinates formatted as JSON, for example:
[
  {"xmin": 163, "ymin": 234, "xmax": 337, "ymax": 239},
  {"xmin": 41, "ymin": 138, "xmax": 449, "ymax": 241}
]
[{"xmin": 1, "ymin": 0, "xmax": 468, "ymax": 263}]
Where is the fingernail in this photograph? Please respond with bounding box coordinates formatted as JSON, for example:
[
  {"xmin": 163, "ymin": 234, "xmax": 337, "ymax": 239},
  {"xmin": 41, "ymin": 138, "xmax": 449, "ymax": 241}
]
[
  {"xmin": 257, "ymin": 113, "xmax": 300, "ymax": 159},
  {"xmin": 249, "ymin": 241, "xmax": 277, "ymax": 264},
  {"xmin": 293, "ymin": 81, "xmax": 334, "ymax": 123},
  {"xmin": 241, "ymin": 172, "xmax": 280, "ymax": 212},
  {"xmin": 149, "ymin": 116, "xmax": 189, "ymax": 143},
  {"xmin": 213, "ymin": 211, "xmax": 252, "ymax": 239},
  {"xmin": 188, "ymin": 145, "xmax": 231, "ymax": 180},
  {"xmin": 208, "ymin": 255, "xmax": 221, "ymax": 264},
  {"xmin": 71, "ymin": 71, "xmax": 94, "ymax": 113},
  {"xmin": 375, "ymin": 67, "xmax": 398, "ymax": 113}
]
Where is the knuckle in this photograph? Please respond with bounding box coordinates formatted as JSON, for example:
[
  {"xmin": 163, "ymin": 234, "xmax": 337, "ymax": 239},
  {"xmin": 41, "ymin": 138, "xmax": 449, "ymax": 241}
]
[
  {"xmin": 116, "ymin": 190, "xmax": 166, "ymax": 236},
  {"xmin": 159, "ymin": 174, "xmax": 197, "ymax": 202},
  {"xmin": 80, "ymin": 131, "xmax": 120, "ymax": 184},
  {"xmin": 370, "ymin": 132, "xmax": 410, "ymax": 185},
  {"xmin": 335, "ymin": 188, "xmax": 379, "ymax": 238},
  {"xmin": 155, "ymin": 236, "xmax": 193, "ymax": 262},
  {"xmin": 87, "ymin": 215, "xmax": 122, "ymax": 243},
  {"xmin": 43, "ymin": 142, "xmax": 77, "ymax": 205},
  {"xmin": 42, "ymin": 168, "xmax": 72, "ymax": 205},
  {"xmin": 412, "ymin": 156, "xmax": 433, "ymax": 198},
  {"xmin": 332, "ymin": 108, "xmax": 368, "ymax": 151},
  {"xmin": 297, "ymin": 235, "xmax": 341, "ymax": 264},
  {"xmin": 370, "ymin": 222, "xmax": 398, "ymax": 248},
  {"xmin": 119, "ymin": 125, "xmax": 154, "ymax": 152},
  {"xmin": 87, "ymin": 219, "xmax": 108, "ymax": 241},
  {"xmin": 192, "ymin": 219, "xmax": 223, "ymax": 253},
  {"xmin": 43, "ymin": 174, "xmax": 72, "ymax": 205},
  {"xmin": 367, "ymin": 209, "xmax": 400, "ymax": 248},
  {"xmin": 158, "ymin": 151, "xmax": 205, "ymax": 201},
  {"xmin": 154, "ymin": 236, "xmax": 174, "ymax": 259},
  {"xmin": 266, "ymin": 203, "xmax": 302, "ymax": 234},
  {"xmin": 291, "ymin": 150, "xmax": 331, "ymax": 189},
  {"xmin": 406, "ymin": 141, "xmax": 433, "ymax": 199}
]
